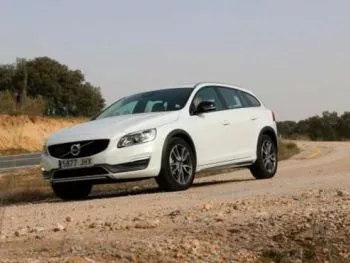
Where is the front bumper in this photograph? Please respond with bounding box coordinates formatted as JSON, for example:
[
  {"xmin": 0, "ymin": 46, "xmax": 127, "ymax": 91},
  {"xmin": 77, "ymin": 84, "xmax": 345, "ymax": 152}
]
[
  {"xmin": 43, "ymin": 158, "xmax": 152, "ymax": 184},
  {"xmin": 41, "ymin": 140, "xmax": 163, "ymax": 184}
]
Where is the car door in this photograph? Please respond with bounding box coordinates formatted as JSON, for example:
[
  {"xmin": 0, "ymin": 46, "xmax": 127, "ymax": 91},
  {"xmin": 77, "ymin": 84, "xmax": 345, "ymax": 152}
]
[
  {"xmin": 216, "ymin": 87, "xmax": 258, "ymax": 160},
  {"xmin": 237, "ymin": 90, "xmax": 265, "ymax": 153},
  {"xmin": 186, "ymin": 86, "xmax": 230, "ymax": 167}
]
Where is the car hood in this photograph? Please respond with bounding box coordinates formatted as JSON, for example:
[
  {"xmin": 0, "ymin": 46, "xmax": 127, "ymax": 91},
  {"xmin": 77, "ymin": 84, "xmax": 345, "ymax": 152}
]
[{"xmin": 47, "ymin": 111, "xmax": 179, "ymax": 145}]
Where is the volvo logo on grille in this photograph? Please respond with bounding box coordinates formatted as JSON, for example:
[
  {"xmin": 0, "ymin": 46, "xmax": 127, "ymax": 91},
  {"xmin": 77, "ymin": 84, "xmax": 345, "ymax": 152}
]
[{"xmin": 70, "ymin": 144, "xmax": 81, "ymax": 157}]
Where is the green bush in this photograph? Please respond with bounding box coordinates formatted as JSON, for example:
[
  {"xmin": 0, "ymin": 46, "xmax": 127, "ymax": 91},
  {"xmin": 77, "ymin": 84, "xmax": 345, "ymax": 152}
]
[{"xmin": 278, "ymin": 111, "xmax": 350, "ymax": 141}]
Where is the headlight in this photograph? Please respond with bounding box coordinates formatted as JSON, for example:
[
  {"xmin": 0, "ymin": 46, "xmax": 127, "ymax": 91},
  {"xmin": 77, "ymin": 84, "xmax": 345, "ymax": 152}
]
[{"xmin": 117, "ymin": 129, "xmax": 157, "ymax": 148}]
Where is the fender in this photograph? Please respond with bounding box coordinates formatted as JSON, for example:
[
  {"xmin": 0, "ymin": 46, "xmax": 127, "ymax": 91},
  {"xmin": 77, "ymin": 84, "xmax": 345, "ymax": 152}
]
[
  {"xmin": 257, "ymin": 126, "xmax": 278, "ymax": 153},
  {"xmin": 162, "ymin": 129, "xmax": 197, "ymax": 164}
]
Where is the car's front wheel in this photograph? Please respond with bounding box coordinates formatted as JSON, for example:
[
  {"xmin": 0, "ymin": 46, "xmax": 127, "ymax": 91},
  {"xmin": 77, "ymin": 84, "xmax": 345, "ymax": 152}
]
[
  {"xmin": 155, "ymin": 137, "xmax": 196, "ymax": 191},
  {"xmin": 51, "ymin": 182, "xmax": 92, "ymax": 200},
  {"xmin": 250, "ymin": 134, "xmax": 278, "ymax": 179}
]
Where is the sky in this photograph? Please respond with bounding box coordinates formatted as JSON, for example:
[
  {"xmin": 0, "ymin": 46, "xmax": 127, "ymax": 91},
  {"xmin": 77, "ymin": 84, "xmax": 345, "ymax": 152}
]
[{"xmin": 0, "ymin": 0, "xmax": 349, "ymax": 121}]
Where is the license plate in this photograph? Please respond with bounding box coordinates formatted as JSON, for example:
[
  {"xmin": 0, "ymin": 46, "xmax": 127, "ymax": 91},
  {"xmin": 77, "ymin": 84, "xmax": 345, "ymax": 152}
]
[{"xmin": 59, "ymin": 158, "xmax": 93, "ymax": 169}]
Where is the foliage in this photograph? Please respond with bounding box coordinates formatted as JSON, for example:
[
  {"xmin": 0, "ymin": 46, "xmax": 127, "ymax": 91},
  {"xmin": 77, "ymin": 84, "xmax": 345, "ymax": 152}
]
[
  {"xmin": 0, "ymin": 90, "xmax": 45, "ymax": 116},
  {"xmin": 0, "ymin": 57, "xmax": 105, "ymax": 117},
  {"xmin": 0, "ymin": 90, "xmax": 17, "ymax": 114},
  {"xmin": 278, "ymin": 111, "xmax": 350, "ymax": 141}
]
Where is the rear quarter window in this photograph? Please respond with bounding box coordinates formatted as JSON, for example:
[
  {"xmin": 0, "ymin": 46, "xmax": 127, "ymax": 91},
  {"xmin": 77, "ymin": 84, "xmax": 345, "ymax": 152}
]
[{"xmin": 239, "ymin": 91, "xmax": 261, "ymax": 107}]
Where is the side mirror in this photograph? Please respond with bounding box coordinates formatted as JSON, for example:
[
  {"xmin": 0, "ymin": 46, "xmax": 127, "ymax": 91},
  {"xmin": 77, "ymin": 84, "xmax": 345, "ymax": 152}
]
[{"xmin": 196, "ymin": 100, "xmax": 216, "ymax": 114}]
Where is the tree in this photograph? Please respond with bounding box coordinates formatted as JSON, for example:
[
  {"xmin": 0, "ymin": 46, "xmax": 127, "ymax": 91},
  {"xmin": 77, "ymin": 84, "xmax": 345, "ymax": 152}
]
[
  {"xmin": 319, "ymin": 111, "xmax": 339, "ymax": 140},
  {"xmin": 307, "ymin": 115, "xmax": 323, "ymax": 140},
  {"xmin": 277, "ymin": 121, "xmax": 297, "ymax": 138},
  {"xmin": 277, "ymin": 111, "xmax": 350, "ymax": 141},
  {"xmin": 26, "ymin": 57, "xmax": 105, "ymax": 116},
  {"xmin": 74, "ymin": 83, "xmax": 105, "ymax": 116},
  {"xmin": 0, "ymin": 64, "xmax": 15, "ymax": 92},
  {"xmin": 13, "ymin": 58, "xmax": 28, "ymax": 107},
  {"xmin": 0, "ymin": 56, "xmax": 105, "ymax": 117},
  {"xmin": 338, "ymin": 112, "xmax": 350, "ymax": 140}
]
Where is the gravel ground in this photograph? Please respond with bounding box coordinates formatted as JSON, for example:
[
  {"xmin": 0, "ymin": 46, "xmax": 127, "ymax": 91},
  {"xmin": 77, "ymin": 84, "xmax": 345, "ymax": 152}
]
[{"xmin": 0, "ymin": 141, "xmax": 350, "ymax": 263}]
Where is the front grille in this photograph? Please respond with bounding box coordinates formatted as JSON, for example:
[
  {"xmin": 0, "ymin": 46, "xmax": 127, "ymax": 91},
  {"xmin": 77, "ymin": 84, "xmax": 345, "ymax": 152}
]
[
  {"xmin": 48, "ymin": 139, "xmax": 110, "ymax": 159},
  {"xmin": 53, "ymin": 167, "xmax": 108, "ymax": 179}
]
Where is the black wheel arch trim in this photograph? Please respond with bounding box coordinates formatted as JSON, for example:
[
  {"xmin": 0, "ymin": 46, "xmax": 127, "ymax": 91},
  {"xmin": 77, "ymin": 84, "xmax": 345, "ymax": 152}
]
[
  {"xmin": 162, "ymin": 129, "xmax": 197, "ymax": 166},
  {"xmin": 257, "ymin": 126, "xmax": 278, "ymax": 153}
]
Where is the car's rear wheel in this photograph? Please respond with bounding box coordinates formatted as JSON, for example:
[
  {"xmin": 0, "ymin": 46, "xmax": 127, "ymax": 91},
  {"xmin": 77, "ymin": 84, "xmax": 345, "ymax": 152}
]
[
  {"xmin": 155, "ymin": 137, "xmax": 196, "ymax": 191},
  {"xmin": 250, "ymin": 134, "xmax": 278, "ymax": 179},
  {"xmin": 51, "ymin": 182, "xmax": 92, "ymax": 200}
]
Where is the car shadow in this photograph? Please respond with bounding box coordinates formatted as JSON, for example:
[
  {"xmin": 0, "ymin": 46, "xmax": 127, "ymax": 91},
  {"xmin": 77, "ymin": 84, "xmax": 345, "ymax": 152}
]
[
  {"xmin": 71, "ymin": 177, "xmax": 255, "ymax": 202},
  {"xmin": 192, "ymin": 177, "xmax": 255, "ymax": 188},
  {"xmin": 3, "ymin": 177, "xmax": 255, "ymax": 206}
]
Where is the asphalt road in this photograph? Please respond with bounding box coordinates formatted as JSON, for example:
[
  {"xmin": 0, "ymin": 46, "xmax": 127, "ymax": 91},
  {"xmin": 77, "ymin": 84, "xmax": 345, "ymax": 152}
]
[{"xmin": 0, "ymin": 152, "xmax": 41, "ymax": 171}]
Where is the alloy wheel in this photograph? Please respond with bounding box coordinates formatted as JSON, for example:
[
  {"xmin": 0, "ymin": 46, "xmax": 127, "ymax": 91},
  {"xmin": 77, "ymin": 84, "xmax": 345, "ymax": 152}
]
[
  {"xmin": 261, "ymin": 139, "xmax": 277, "ymax": 173},
  {"xmin": 169, "ymin": 144, "xmax": 193, "ymax": 185}
]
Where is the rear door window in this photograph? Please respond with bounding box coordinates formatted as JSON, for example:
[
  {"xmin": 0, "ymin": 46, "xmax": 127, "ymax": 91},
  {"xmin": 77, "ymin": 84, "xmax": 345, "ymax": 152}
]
[{"xmin": 217, "ymin": 87, "xmax": 243, "ymax": 109}]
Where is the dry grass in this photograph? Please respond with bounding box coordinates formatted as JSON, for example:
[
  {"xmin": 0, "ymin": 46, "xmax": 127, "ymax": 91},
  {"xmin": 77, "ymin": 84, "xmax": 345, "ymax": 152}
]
[
  {"xmin": 0, "ymin": 168, "xmax": 53, "ymax": 205},
  {"xmin": 0, "ymin": 114, "xmax": 299, "ymax": 158},
  {"xmin": 0, "ymin": 115, "xmax": 86, "ymax": 154},
  {"xmin": 0, "ymin": 140, "xmax": 299, "ymax": 206},
  {"xmin": 0, "ymin": 147, "xmax": 31, "ymax": 155},
  {"xmin": 278, "ymin": 139, "xmax": 300, "ymax": 160}
]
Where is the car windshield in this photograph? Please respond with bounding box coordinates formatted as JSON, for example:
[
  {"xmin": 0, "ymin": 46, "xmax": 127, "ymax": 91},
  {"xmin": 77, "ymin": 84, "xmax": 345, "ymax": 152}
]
[{"xmin": 94, "ymin": 88, "xmax": 193, "ymax": 120}]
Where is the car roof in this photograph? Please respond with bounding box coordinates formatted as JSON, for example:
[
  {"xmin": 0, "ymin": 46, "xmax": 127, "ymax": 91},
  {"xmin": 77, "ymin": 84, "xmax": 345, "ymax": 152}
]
[
  {"xmin": 136, "ymin": 82, "xmax": 258, "ymax": 98},
  {"xmin": 161, "ymin": 81, "xmax": 247, "ymax": 90},
  {"xmin": 193, "ymin": 82, "xmax": 255, "ymax": 94}
]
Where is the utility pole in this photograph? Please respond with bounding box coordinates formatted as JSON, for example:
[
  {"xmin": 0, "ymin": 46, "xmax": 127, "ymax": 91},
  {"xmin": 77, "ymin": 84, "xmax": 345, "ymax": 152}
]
[{"xmin": 15, "ymin": 58, "xmax": 28, "ymax": 110}]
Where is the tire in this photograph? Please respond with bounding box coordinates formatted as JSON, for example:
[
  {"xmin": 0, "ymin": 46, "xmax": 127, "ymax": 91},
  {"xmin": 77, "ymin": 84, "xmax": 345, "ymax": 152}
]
[
  {"xmin": 155, "ymin": 137, "xmax": 196, "ymax": 191},
  {"xmin": 250, "ymin": 134, "xmax": 278, "ymax": 179},
  {"xmin": 51, "ymin": 182, "xmax": 92, "ymax": 200}
]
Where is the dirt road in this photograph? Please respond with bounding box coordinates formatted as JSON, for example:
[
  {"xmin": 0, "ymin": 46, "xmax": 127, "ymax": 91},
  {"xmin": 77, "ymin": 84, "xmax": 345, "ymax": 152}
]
[{"xmin": 1, "ymin": 141, "xmax": 350, "ymax": 263}]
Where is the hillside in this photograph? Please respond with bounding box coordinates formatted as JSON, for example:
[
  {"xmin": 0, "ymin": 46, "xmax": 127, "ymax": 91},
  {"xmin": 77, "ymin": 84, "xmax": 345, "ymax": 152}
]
[{"xmin": 0, "ymin": 115, "xmax": 85, "ymax": 155}]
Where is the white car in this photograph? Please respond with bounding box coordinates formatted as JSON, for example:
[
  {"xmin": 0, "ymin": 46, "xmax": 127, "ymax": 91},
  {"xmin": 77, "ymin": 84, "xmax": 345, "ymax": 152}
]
[{"xmin": 41, "ymin": 82, "xmax": 278, "ymax": 200}]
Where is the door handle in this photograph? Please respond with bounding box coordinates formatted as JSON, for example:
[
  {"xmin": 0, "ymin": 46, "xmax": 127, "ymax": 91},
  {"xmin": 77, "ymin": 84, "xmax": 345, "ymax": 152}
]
[
  {"xmin": 222, "ymin": 120, "xmax": 230, "ymax": 126},
  {"xmin": 250, "ymin": 116, "xmax": 258, "ymax": 121}
]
